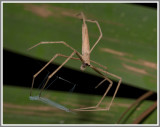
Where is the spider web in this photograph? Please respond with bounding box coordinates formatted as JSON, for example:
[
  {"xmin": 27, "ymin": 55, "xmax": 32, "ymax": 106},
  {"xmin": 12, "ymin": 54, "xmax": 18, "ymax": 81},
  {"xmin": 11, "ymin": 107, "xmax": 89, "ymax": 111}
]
[{"xmin": 29, "ymin": 60, "xmax": 77, "ymax": 112}]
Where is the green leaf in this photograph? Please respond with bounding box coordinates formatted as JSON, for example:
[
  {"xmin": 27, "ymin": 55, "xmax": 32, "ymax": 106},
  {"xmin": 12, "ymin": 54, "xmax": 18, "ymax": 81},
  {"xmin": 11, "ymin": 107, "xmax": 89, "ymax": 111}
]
[
  {"xmin": 3, "ymin": 85, "xmax": 157, "ymax": 124},
  {"xmin": 3, "ymin": 3, "xmax": 157, "ymax": 91}
]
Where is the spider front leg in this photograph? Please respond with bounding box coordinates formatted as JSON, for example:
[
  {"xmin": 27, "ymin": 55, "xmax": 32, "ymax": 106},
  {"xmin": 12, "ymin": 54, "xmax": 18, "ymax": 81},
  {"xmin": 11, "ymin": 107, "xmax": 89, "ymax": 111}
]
[
  {"xmin": 28, "ymin": 41, "xmax": 83, "ymax": 96},
  {"xmin": 28, "ymin": 41, "xmax": 81, "ymax": 57}
]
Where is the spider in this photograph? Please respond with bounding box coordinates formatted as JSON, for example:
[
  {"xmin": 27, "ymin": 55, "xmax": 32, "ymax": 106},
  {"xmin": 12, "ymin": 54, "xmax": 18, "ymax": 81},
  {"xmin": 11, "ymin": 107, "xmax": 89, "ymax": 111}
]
[{"xmin": 28, "ymin": 12, "xmax": 122, "ymax": 111}]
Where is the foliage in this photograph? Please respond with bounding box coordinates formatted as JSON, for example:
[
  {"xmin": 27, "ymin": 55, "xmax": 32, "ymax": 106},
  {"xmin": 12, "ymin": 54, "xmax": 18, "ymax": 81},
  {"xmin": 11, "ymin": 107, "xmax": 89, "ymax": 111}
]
[
  {"xmin": 3, "ymin": 85, "xmax": 157, "ymax": 124},
  {"xmin": 3, "ymin": 3, "xmax": 157, "ymax": 91},
  {"xmin": 3, "ymin": 3, "xmax": 157, "ymax": 124}
]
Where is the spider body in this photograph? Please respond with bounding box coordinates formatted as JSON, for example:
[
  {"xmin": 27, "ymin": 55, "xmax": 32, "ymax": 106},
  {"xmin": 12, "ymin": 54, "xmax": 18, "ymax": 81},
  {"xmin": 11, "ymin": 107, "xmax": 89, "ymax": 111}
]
[{"xmin": 81, "ymin": 13, "xmax": 90, "ymax": 70}]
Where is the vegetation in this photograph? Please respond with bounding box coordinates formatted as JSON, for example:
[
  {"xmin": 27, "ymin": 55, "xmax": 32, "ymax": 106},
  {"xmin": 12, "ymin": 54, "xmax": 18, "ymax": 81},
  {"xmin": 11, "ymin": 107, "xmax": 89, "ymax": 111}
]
[{"xmin": 3, "ymin": 3, "xmax": 157, "ymax": 124}]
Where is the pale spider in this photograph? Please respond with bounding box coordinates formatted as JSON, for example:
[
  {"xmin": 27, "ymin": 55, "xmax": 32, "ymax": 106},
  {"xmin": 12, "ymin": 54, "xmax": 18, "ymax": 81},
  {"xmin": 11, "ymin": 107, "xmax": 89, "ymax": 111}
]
[{"xmin": 29, "ymin": 12, "xmax": 122, "ymax": 111}]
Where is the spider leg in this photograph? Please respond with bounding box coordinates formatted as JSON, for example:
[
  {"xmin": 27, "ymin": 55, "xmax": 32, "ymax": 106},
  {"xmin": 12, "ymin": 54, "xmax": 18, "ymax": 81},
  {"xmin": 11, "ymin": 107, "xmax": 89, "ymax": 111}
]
[
  {"xmin": 73, "ymin": 65, "xmax": 121, "ymax": 112},
  {"xmin": 38, "ymin": 51, "xmax": 76, "ymax": 97},
  {"xmin": 28, "ymin": 41, "xmax": 76, "ymax": 51},
  {"xmin": 28, "ymin": 41, "xmax": 83, "ymax": 62},
  {"xmin": 73, "ymin": 78, "xmax": 112, "ymax": 111},
  {"xmin": 30, "ymin": 53, "xmax": 59, "ymax": 96},
  {"xmin": 30, "ymin": 52, "xmax": 83, "ymax": 97},
  {"xmin": 28, "ymin": 41, "xmax": 85, "ymax": 96},
  {"xmin": 90, "ymin": 60, "xmax": 107, "ymax": 70},
  {"xmin": 85, "ymin": 19, "xmax": 102, "ymax": 53},
  {"xmin": 93, "ymin": 66, "xmax": 122, "ymax": 110},
  {"xmin": 73, "ymin": 65, "xmax": 112, "ymax": 111}
]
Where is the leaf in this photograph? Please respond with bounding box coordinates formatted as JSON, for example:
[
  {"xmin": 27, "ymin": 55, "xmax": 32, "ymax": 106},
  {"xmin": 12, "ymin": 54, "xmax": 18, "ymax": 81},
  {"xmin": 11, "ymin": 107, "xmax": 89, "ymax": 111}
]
[
  {"xmin": 3, "ymin": 85, "xmax": 157, "ymax": 124},
  {"xmin": 3, "ymin": 4, "xmax": 157, "ymax": 92}
]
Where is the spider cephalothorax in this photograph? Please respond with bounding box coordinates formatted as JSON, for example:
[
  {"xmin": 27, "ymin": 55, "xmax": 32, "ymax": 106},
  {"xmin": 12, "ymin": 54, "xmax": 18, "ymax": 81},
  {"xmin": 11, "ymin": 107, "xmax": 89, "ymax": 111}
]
[{"xmin": 80, "ymin": 63, "xmax": 90, "ymax": 71}]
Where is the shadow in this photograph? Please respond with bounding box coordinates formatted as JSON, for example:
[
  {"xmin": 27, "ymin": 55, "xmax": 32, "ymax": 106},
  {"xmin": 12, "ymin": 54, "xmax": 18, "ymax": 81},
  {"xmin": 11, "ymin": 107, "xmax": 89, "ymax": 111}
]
[{"xmin": 3, "ymin": 49, "xmax": 157, "ymax": 100}]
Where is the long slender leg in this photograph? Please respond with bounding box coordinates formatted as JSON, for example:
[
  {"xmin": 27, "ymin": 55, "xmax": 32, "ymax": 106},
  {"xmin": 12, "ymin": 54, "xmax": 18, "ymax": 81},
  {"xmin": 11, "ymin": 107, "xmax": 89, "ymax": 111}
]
[
  {"xmin": 89, "ymin": 65, "xmax": 113, "ymax": 109},
  {"xmin": 28, "ymin": 41, "xmax": 84, "ymax": 62},
  {"xmin": 73, "ymin": 65, "xmax": 113, "ymax": 111},
  {"xmin": 30, "ymin": 52, "xmax": 83, "ymax": 96},
  {"xmin": 39, "ymin": 51, "xmax": 76, "ymax": 97},
  {"xmin": 57, "ymin": 54, "xmax": 80, "ymax": 61},
  {"xmin": 93, "ymin": 66, "xmax": 122, "ymax": 110},
  {"xmin": 30, "ymin": 53, "xmax": 59, "ymax": 96},
  {"xmin": 85, "ymin": 19, "xmax": 102, "ymax": 53},
  {"xmin": 28, "ymin": 41, "xmax": 83, "ymax": 61},
  {"xmin": 73, "ymin": 65, "xmax": 121, "ymax": 111},
  {"xmin": 28, "ymin": 41, "xmax": 75, "ymax": 51},
  {"xmin": 90, "ymin": 60, "xmax": 107, "ymax": 70},
  {"xmin": 74, "ymin": 78, "xmax": 113, "ymax": 111}
]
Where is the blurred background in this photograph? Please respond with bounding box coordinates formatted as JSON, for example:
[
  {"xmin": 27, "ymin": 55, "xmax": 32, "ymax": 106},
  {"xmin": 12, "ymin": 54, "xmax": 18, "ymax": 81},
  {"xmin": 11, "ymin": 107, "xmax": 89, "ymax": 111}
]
[{"xmin": 3, "ymin": 3, "xmax": 157, "ymax": 124}]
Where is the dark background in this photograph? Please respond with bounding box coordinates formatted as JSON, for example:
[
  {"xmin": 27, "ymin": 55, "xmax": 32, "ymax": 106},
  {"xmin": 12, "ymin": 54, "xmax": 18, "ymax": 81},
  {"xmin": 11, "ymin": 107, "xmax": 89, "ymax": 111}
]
[{"xmin": 132, "ymin": 3, "xmax": 157, "ymax": 9}]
